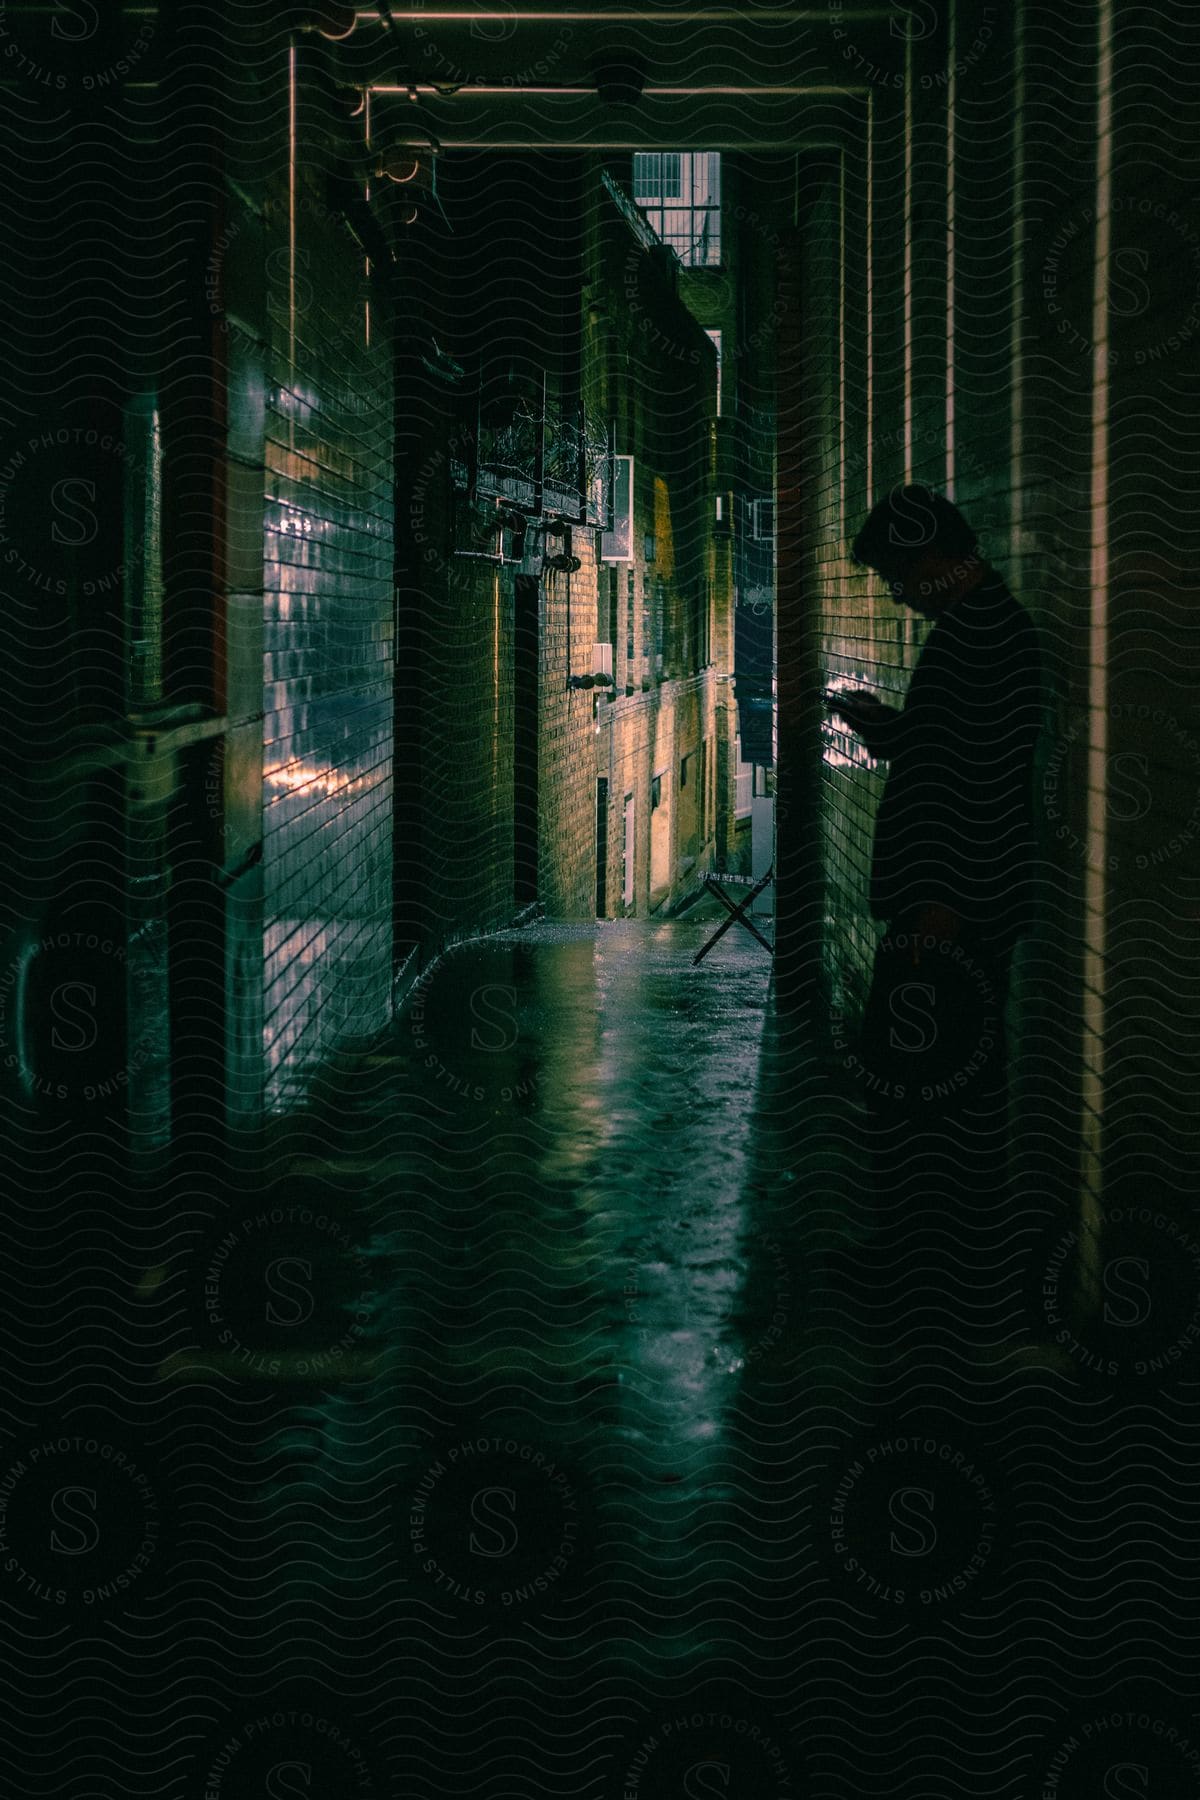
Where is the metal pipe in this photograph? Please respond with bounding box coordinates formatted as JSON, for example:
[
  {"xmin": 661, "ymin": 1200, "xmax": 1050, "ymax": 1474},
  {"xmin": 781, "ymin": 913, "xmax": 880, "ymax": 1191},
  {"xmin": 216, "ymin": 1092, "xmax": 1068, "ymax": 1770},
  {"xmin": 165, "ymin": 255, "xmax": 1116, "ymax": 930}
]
[{"xmin": 354, "ymin": 8, "xmax": 889, "ymax": 20}]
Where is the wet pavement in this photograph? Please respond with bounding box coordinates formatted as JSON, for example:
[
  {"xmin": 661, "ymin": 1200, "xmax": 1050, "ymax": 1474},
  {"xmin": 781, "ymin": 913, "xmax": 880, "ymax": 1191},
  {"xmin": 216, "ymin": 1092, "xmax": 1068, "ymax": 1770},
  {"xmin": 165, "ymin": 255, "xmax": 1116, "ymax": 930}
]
[
  {"xmin": 156, "ymin": 919, "xmax": 1183, "ymax": 1797},
  {"xmin": 9, "ymin": 920, "xmax": 1199, "ymax": 1797}
]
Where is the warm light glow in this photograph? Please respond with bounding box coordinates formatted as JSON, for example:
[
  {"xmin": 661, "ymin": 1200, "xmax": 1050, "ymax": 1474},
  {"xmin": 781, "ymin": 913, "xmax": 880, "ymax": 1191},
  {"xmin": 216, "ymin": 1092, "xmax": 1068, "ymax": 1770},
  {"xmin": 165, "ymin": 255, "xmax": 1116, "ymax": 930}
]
[
  {"xmin": 380, "ymin": 153, "xmax": 421, "ymax": 182},
  {"xmin": 1081, "ymin": 0, "xmax": 1113, "ymax": 1224},
  {"xmin": 821, "ymin": 722, "xmax": 875, "ymax": 773},
  {"xmin": 271, "ymin": 512, "xmax": 314, "ymax": 535},
  {"xmin": 653, "ymin": 477, "xmax": 674, "ymax": 579},
  {"xmin": 264, "ymin": 759, "xmax": 367, "ymax": 799},
  {"xmin": 313, "ymin": 2, "xmax": 358, "ymax": 40},
  {"xmin": 288, "ymin": 41, "xmax": 297, "ymax": 384}
]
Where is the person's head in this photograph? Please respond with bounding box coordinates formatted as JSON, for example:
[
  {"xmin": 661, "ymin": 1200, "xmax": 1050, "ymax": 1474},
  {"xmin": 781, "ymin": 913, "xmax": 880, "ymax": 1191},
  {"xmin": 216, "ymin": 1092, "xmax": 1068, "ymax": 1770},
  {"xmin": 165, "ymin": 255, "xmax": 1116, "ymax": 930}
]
[{"xmin": 851, "ymin": 484, "xmax": 983, "ymax": 615}]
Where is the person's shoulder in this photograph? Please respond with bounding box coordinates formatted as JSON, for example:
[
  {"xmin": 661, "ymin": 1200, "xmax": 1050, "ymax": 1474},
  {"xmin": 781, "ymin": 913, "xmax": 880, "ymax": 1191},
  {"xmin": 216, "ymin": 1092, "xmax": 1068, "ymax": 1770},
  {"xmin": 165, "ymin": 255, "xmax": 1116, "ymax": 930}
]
[
  {"xmin": 973, "ymin": 569, "xmax": 1020, "ymax": 610},
  {"xmin": 965, "ymin": 572, "xmax": 1036, "ymax": 639},
  {"xmin": 950, "ymin": 577, "xmax": 1041, "ymax": 697}
]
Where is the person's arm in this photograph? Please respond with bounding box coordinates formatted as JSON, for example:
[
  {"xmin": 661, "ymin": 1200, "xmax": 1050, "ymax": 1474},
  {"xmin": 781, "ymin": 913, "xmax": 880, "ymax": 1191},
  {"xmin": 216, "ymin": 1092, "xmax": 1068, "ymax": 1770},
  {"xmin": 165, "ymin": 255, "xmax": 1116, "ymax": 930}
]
[{"xmin": 826, "ymin": 689, "xmax": 905, "ymax": 759}]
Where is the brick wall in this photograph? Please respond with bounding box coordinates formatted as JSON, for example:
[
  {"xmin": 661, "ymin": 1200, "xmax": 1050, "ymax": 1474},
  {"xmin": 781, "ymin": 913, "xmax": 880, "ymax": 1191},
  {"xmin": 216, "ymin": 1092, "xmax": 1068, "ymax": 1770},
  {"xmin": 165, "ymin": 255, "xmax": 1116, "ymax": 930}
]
[
  {"xmin": 394, "ymin": 153, "xmax": 598, "ymax": 947},
  {"xmin": 785, "ymin": 0, "xmax": 1200, "ymax": 1207},
  {"xmin": 393, "ymin": 343, "xmax": 519, "ymax": 961},
  {"xmin": 540, "ymin": 538, "xmax": 604, "ymax": 920},
  {"xmin": 597, "ymin": 678, "xmax": 726, "ymax": 914},
  {"xmin": 393, "ymin": 155, "xmax": 738, "ymax": 938},
  {"xmin": 591, "ymin": 179, "xmax": 736, "ymax": 916},
  {"xmin": 1093, "ymin": 1, "xmax": 1200, "ymax": 1203}
]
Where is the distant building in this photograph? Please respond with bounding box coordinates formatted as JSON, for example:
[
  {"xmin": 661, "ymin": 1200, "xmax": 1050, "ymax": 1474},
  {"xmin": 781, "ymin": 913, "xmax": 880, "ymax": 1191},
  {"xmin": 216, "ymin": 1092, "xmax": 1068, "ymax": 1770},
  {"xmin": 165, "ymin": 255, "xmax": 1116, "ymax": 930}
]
[
  {"xmin": 588, "ymin": 165, "xmax": 734, "ymax": 917},
  {"xmin": 632, "ymin": 151, "xmax": 782, "ymax": 858},
  {"xmin": 392, "ymin": 147, "xmax": 788, "ymax": 930}
]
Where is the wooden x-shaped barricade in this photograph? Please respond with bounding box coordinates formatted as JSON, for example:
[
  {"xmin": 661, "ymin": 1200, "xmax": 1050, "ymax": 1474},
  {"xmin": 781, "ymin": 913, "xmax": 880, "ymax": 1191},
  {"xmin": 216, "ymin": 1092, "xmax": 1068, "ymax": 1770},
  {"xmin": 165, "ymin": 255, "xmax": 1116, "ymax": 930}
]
[{"xmin": 692, "ymin": 864, "xmax": 775, "ymax": 965}]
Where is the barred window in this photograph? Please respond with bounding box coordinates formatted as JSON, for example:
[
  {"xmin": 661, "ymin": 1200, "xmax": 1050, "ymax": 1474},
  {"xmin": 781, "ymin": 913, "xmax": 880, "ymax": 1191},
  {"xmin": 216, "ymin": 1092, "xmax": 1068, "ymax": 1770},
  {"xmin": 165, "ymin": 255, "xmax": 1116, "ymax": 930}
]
[
  {"xmin": 631, "ymin": 152, "xmax": 722, "ymax": 268},
  {"xmin": 633, "ymin": 152, "xmax": 681, "ymax": 198}
]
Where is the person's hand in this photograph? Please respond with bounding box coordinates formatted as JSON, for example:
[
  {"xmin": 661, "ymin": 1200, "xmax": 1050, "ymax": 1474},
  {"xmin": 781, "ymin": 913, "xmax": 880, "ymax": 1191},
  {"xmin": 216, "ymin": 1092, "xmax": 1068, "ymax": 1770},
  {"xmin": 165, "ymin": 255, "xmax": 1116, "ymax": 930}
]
[
  {"xmin": 827, "ymin": 687, "xmax": 889, "ymax": 727},
  {"xmin": 826, "ymin": 689, "xmax": 898, "ymax": 755}
]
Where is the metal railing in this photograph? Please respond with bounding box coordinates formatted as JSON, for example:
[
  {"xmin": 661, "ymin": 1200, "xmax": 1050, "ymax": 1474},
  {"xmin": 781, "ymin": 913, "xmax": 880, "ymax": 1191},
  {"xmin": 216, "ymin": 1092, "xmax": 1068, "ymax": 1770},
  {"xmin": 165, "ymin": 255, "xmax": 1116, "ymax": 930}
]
[
  {"xmin": 600, "ymin": 169, "xmax": 671, "ymax": 259},
  {"xmin": 453, "ymin": 380, "xmax": 612, "ymax": 530}
]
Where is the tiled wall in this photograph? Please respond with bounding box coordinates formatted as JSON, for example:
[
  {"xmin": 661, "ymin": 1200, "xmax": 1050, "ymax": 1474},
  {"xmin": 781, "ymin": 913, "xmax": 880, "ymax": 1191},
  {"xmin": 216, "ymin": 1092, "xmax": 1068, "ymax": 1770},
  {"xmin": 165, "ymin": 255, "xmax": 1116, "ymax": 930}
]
[
  {"xmin": 794, "ymin": 0, "xmax": 1200, "ymax": 1206},
  {"xmin": 260, "ymin": 145, "xmax": 394, "ymax": 1112}
]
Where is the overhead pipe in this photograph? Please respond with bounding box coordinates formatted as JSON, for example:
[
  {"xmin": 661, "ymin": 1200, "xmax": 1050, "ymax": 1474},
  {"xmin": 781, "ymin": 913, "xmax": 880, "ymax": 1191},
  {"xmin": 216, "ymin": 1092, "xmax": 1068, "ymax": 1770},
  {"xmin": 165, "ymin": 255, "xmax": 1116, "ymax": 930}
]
[
  {"xmin": 353, "ymin": 7, "xmax": 890, "ymax": 20},
  {"xmin": 298, "ymin": 3, "xmax": 359, "ymax": 39}
]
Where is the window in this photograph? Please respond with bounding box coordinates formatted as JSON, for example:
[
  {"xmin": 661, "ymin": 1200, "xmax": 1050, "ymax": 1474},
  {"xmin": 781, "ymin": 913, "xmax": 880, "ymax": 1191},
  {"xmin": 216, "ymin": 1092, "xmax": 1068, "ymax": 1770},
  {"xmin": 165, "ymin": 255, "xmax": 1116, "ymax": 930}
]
[
  {"xmin": 631, "ymin": 152, "xmax": 722, "ymax": 267},
  {"xmin": 750, "ymin": 497, "xmax": 776, "ymax": 543},
  {"xmin": 622, "ymin": 793, "xmax": 636, "ymax": 908},
  {"xmin": 633, "ymin": 151, "xmax": 682, "ymax": 197},
  {"xmin": 596, "ymin": 778, "xmax": 609, "ymax": 917},
  {"xmin": 705, "ymin": 328, "xmax": 723, "ymax": 414},
  {"xmin": 679, "ymin": 754, "xmax": 689, "ymax": 789},
  {"xmin": 651, "ymin": 775, "xmax": 662, "ymax": 810},
  {"xmin": 601, "ymin": 454, "xmax": 634, "ymax": 561},
  {"xmin": 689, "ymin": 583, "xmax": 711, "ymax": 673}
]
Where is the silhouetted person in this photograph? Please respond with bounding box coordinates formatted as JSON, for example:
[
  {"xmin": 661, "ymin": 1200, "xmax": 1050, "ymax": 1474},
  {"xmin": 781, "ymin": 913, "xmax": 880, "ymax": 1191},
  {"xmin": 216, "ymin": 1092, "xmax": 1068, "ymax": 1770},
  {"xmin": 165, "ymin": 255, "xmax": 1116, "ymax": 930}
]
[{"xmin": 829, "ymin": 487, "xmax": 1043, "ymax": 1339}]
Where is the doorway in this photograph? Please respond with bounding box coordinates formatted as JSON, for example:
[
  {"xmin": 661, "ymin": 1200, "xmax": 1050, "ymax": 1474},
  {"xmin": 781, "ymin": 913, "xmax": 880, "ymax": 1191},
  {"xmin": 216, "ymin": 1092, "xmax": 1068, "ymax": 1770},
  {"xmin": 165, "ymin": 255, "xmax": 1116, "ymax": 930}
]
[
  {"xmin": 595, "ymin": 777, "xmax": 609, "ymax": 916},
  {"xmin": 513, "ymin": 573, "xmax": 540, "ymax": 907}
]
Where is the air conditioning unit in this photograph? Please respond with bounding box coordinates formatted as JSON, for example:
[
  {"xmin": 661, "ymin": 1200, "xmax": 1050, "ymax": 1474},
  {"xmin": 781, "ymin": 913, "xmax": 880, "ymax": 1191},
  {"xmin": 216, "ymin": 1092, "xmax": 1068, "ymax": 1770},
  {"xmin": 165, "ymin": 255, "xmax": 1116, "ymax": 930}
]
[{"xmin": 593, "ymin": 643, "xmax": 614, "ymax": 680}]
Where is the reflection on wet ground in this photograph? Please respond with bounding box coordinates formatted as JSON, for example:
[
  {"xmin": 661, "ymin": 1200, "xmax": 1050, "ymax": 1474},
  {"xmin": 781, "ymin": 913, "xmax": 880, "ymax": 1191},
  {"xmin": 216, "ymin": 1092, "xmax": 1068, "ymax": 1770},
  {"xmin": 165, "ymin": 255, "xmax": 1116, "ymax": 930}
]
[
  {"xmin": 127, "ymin": 920, "xmax": 1199, "ymax": 1796},
  {"xmin": 51, "ymin": 921, "xmax": 1194, "ymax": 1792},
  {"xmin": 287, "ymin": 923, "xmax": 781, "ymax": 1498}
]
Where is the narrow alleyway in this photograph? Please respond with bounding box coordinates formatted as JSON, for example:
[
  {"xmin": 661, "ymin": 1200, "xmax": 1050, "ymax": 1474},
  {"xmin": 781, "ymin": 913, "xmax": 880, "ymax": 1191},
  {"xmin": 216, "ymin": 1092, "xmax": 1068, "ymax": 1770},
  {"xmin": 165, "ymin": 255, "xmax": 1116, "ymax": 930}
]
[
  {"xmin": 168, "ymin": 918, "xmax": 1191, "ymax": 1796},
  {"xmin": 3, "ymin": 2, "xmax": 1199, "ymax": 1793},
  {"xmin": 306, "ymin": 916, "xmax": 788, "ymax": 1440}
]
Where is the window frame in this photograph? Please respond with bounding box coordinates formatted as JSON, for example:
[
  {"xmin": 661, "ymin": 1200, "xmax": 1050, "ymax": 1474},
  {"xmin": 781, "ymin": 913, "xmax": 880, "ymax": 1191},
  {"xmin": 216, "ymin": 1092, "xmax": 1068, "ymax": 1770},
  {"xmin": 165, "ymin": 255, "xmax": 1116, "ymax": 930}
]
[
  {"xmin": 601, "ymin": 454, "xmax": 635, "ymax": 562},
  {"xmin": 630, "ymin": 151, "xmax": 722, "ymax": 268}
]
